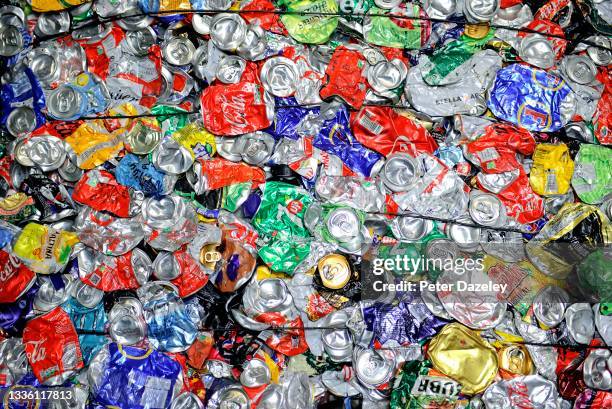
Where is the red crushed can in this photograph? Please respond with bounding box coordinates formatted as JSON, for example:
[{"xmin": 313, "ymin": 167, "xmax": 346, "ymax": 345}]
[{"xmin": 23, "ymin": 306, "xmax": 83, "ymax": 384}]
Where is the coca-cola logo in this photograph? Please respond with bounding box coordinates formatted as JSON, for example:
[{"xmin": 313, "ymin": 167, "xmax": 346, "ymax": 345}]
[
  {"xmin": 26, "ymin": 339, "xmax": 47, "ymax": 364},
  {"xmin": 0, "ymin": 254, "xmax": 20, "ymax": 282}
]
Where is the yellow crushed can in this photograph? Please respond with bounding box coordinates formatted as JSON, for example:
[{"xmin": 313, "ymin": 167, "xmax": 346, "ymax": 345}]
[
  {"xmin": 529, "ymin": 143, "xmax": 574, "ymax": 195},
  {"xmin": 31, "ymin": 0, "xmax": 88, "ymax": 12},
  {"xmin": 427, "ymin": 323, "xmax": 499, "ymax": 395},
  {"xmin": 12, "ymin": 223, "xmax": 79, "ymax": 274}
]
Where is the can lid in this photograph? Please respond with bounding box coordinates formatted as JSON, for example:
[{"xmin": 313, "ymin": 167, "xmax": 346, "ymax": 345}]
[
  {"xmin": 317, "ymin": 254, "xmax": 351, "ymax": 290},
  {"xmin": 125, "ymin": 27, "xmax": 157, "ymax": 57},
  {"xmin": 381, "ymin": 153, "xmax": 420, "ymax": 192},
  {"xmin": 583, "ymin": 349, "xmax": 612, "ymax": 390},
  {"xmin": 519, "ymin": 34, "xmax": 555, "ymax": 69},
  {"xmin": 464, "ymin": 0, "xmax": 499, "ymax": 22},
  {"xmin": 216, "ymin": 55, "xmax": 246, "ymax": 84},
  {"xmin": 326, "ymin": 207, "xmax": 361, "ymax": 241},
  {"xmin": 469, "ymin": 191, "xmax": 505, "ymax": 227},
  {"xmin": 260, "ymin": 57, "xmax": 299, "ymax": 97},
  {"xmin": 35, "ymin": 12, "xmax": 70, "ymax": 37},
  {"xmin": 239, "ymin": 131, "xmax": 275, "ymax": 165},
  {"xmin": 109, "ymin": 314, "xmax": 147, "ymax": 345},
  {"xmin": 367, "ymin": 59, "xmax": 407, "ymax": 94},
  {"xmin": 6, "ymin": 107, "xmax": 36, "ymax": 137},
  {"xmin": 27, "ymin": 47, "xmax": 61, "ymax": 85},
  {"xmin": 564, "ymin": 55, "xmax": 597, "ymax": 85},
  {"xmin": 25, "ymin": 135, "xmax": 67, "ymax": 172},
  {"xmin": 152, "ymin": 137, "xmax": 194, "ymax": 175},
  {"xmin": 237, "ymin": 25, "xmax": 267, "ymax": 61},
  {"xmin": 210, "ymin": 13, "xmax": 246, "ymax": 51},
  {"xmin": 117, "ymin": 14, "xmax": 154, "ymax": 31},
  {"xmin": 586, "ymin": 36, "xmax": 612, "ymax": 66},
  {"xmin": 354, "ymin": 348, "xmax": 394, "ymax": 387},
  {"xmin": 240, "ymin": 359, "xmax": 271, "ymax": 388},
  {"xmin": 163, "ymin": 37, "xmax": 196, "ymax": 66},
  {"xmin": 564, "ymin": 303, "xmax": 595, "ymax": 345},
  {"xmin": 153, "ymin": 251, "xmax": 182, "ymax": 281},
  {"xmin": 170, "ymin": 392, "xmax": 204, "ymax": 409},
  {"xmin": 532, "ymin": 285, "xmax": 569, "ymax": 328},
  {"xmin": 0, "ymin": 24, "xmax": 23, "ymax": 57},
  {"xmin": 70, "ymin": 280, "xmax": 104, "ymax": 309},
  {"xmin": 47, "ymin": 85, "xmax": 85, "ymax": 121}
]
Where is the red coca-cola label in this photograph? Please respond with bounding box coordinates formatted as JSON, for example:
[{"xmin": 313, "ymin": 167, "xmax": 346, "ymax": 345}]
[
  {"xmin": 0, "ymin": 249, "xmax": 36, "ymax": 303},
  {"xmin": 195, "ymin": 158, "xmax": 267, "ymax": 190},
  {"xmin": 23, "ymin": 307, "xmax": 83, "ymax": 384},
  {"xmin": 200, "ymin": 63, "xmax": 272, "ymax": 136},
  {"xmin": 72, "ymin": 170, "xmax": 132, "ymax": 217}
]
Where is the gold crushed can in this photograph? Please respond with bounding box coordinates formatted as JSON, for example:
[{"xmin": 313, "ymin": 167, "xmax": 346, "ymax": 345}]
[
  {"xmin": 529, "ymin": 143, "xmax": 574, "ymax": 195},
  {"xmin": 427, "ymin": 323, "xmax": 499, "ymax": 395}
]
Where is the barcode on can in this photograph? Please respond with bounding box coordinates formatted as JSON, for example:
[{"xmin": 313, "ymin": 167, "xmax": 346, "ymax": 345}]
[
  {"xmin": 359, "ymin": 113, "xmax": 383, "ymax": 135},
  {"xmin": 545, "ymin": 171, "xmax": 558, "ymax": 194}
]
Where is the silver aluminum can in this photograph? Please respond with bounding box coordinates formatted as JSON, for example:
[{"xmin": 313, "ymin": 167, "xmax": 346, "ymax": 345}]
[
  {"xmin": 446, "ymin": 222, "xmax": 481, "ymax": 252},
  {"xmin": 215, "ymin": 136, "xmax": 243, "ymax": 162},
  {"xmin": 464, "ymin": 0, "xmax": 499, "ymax": 23},
  {"xmin": 469, "ymin": 190, "xmax": 507, "ymax": 227},
  {"xmin": 34, "ymin": 275, "xmax": 72, "ymax": 313},
  {"xmin": 171, "ymin": 392, "xmax": 204, "ymax": 409},
  {"xmin": 158, "ymin": 65, "xmax": 195, "ymax": 105},
  {"xmin": 564, "ymin": 303, "xmax": 595, "ymax": 345},
  {"xmin": 216, "ymin": 55, "xmax": 246, "ymax": 84},
  {"xmin": 475, "ymin": 169, "xmax": 519, "ymax": 194},
  {"xmin": 94, "ymin": 0, "xmax": 138, "ymax": 18},
  {"xmin": 13, "ymin": 136, "xmax": 35, "ymax": 167},
  {"xmin": 141, "ymin": 195, "xmax": 198, "ymax": 252},
  {"xmin": 152, "ymin": 137, "xmax": 194, "ymax": 175},
  {"xmin": 237, "ymin": 24, "xmax": 267, "ymax": 61},
  {"xmin": 152, "ymin": 251, "xmax": 181, "ymax": 281},
  {"xmin": 586, "ymin": 36, "xmax": 612, "ymax": 66},
  {"xmin": 381, "ymin": 153, "xmax": 420, "ymax": 192},
  {"xmin": 532, "ymin": 285, "xmax": 569, "ymax": 328},
  {"xmin": 423, "ymin": 0, "xmax": 457, "ymax": 19},
  {"xmin": 260, "ymin": 57, "xmax": 299, "ymax": 97},
  {"xmin": 563, "ymin": 55, "xmax": 597, "ymax": 85},
  {"xmin": 321, "ymin": 370, "xmax": 360, "ymax": 398},
  {"xmin": 23, "ymin": 135, "xmax": 66, "ymax": 172},
  {"xmin": 367, "ymin": 59, "xmax": 407, "ymax": 95},
  {"xmin": 109, "ymin": 313, "xmax": 147, "ymax": 346},
  {"xmin": 162, "ymin": 37, "xmax": 196, "ymax": 66},
  {"xmin": 0, "ymin": 24, "xmax": 23, "ymax": 57},
  {"xmin": 192, "ymin": 45, "xmax": 209, "ymax": 81},
  {"xmin": 125, "ymin": 27, "xmax": 157, "ymax": 57},
  {"xmin": 353, "ymin": 347, "xmax": 395, "ymax": 387},
  {"xmin": 72, "ymin": 22, "xmax": 112, "ymax": 43},
  {"xmin": 26, "ymin": 46, "xmax": 61, "ymax": 86},
  {"xmin": 209, "ymin": 13, "xmax": 246, "ymax": 51},
  {"xmin": 256, "ymin": 384, "xmax": 284, "ymax": 408},
  {"xmin": 6, "ymin": 106, "xmax": 36, "ymax": 137},
  {"xmin": 70, "ymin": 279, "xmax": 104, "ymax": 309},
  {"xmin": 35, "ymin": 12, "xmax": 70, "ymax": 37},
  {"xmin": 0, "ymin": 5, "xmax": 25, "ymax": 27},
  {"xmin": 124, "ymin": 120, "xmax": 163, "ymax": 154},
  {"xmin": 108, "ymin": 297, "xmax": 144, "ymax": 322},
  {"xmin": 322, "ymin": 310, "xmax": 354, "ymax": 363},
  {"xmin": 210, "ymin": 386, "xmax": 250, "ymax": 409},
  {"xmin": 46, "ymin": 84, "xmax": 85, "ymax": 120},
  {"xmin": 240, "ymin": 359, "xmax": 271, "ymax": 388},
  {"xmin": 238, "ymin": 131, "xmax": 275, "ymax": 166},
  {"xmin": 77, "ymin": 247, "xmax": 152, "ymax": 290},
  {"xmin": 326, "ymin": 207, "xmax": 361, "ymax": 241},
  {"xmin": 583, "ymin": 349, "xmax": 611, "ymax": 390},
  {"xmin": 390, "ymin": 216, "xmax": 434, "ymax": 242},
  {"xmin": 519, "ymin": 34, "xmax": 555, "ymax": 69}
]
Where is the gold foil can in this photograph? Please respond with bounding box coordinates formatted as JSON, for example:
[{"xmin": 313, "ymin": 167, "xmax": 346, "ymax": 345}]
[
  {"xmin": 497, "ymin": 344, "xmax": 534, "ymax": 376},
  {"xmin": 317, "ymin": 254, "xmax": 351, "ymax": 290},
  {"xmin": 464, "ymin": 23, "xmax": 490, "ymax": 39},
  {"xmin": 427, "ymin": 323, "xmax": 499, "ymax": 395}
]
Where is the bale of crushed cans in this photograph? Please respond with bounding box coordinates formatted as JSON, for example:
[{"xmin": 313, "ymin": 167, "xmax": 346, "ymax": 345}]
[{"xmin": 0, "ymin": 0, "xmax": 610, "ymax": 408}]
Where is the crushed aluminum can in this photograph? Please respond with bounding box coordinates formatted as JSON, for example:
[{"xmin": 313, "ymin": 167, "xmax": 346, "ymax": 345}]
[
  {"xmin": 117, "ymin": 14, "xmax": 154, "ymax": 31},
  {"xmin": 77, "ymin": 246, "xmax": 152, "ymax": 291},
  {"xmin": 445, "ymin": 222, "xmax": 481, "ymax": 252},
  {"xmin": 353, "ymin": 346, "xmax": 395, "ymax": 388},
  {"xmin": 46, "ymin": 84, "xmax": 86, "ymax": 121},
  {"xmin": 586, "ymin": 35, "xmax": 612, "ymax": 66},
  {"xmin": 366, "ymin": 59, "xmax": 407, "ymax": 96},
  {"xmin": 215, "ymin": 136, "xmax": 244, "ymax": 162},
  {"xmin": 463, "ymin": 0, "xmax": 499, "ymax": 23},
  {"xmin": 162, "ymin": 37, "xmax": 196, "ymax": 67},
  {"xmin": 33, "ymin": 275, "xmax": 72, "ymax": 312},
  {"xmin": 34, "ymin": 12, "xmax": 71, "ymax": 37},
  {"xmin": 532, "ymin": 285, "xmax": 569, "ymax": 328},
  {"xmin": 152, "ymin": 137, "xmax": 195, "ymax": 175},
  {"xmin": 381, "ymin": 153, "xmax": 420, "ymax": 193},
  {"xmin": 519, "ymin": 34, "xmax": 556, "ymax": 69},
  {"xmin": 192, "ymin": 14, "xmax": 212, "ymax": 35},
  {"xmin": 562, "ymin": 55, "xmax": 598, "ymax": 86},
  {"xmin": 171, "ymin": 392, "xmax": 205, "ymax": 409},
  {"xmin": 216, "ymin": 55, "xmax": 247, "ymax": 84},
  {"xmin": 0, "ymin": 24, "xmax": 24, "ymax": 57},
  {"xmin": 237, "ymin": 131, "xmax": 275, "ymax": 166},
  {"xmin": 6, "ymin": 106, "xmax": 37, "ymax": 137},
  {"xmin": 140, "ymin": 194, "xmax": 198, "ymax": 252},
  {"xmin": 124, "ymin": 27, "xmax": 157, "ymax": 57},
  {"xmin": 108, "ymin": 298, "xmax": 147, "ymax": 346},
  {"xmin": 260, "ymin": 57, "xmax": 299, "ymax": 97},
  {"xmin": 321, "ymin": 310, "xmax": 354, "ymax": 362},
  {"xmin": 25, "ymin": 46, "xmax": 62, "ymax": 87},
  {"xmin": 564, "ymin": 303, "xmax": 595, "ymax": 345},
  {"xmin": 390, "ymin": 216, "xmax": 434, "ymax": 242},
  {"xmin": 583, "ymin": 349, "xmax": 611, "ymax": 391},
  {"xmin": 209, "ymin": 13, "xmax": 247, "ymax": 51},
  {"xmin": 22, "ymin": 134, "xmax": 67, "ymax": 172},
  {"xmin": 74, "ymin": 207, "xmax": 144, "ymax": 255},
  {"xmin": 482, "ymin": 375, "xmax": 561, "ymax": 409},
  {"xmin": 423, "ymin": 0, "xmax": 457, "ymax": 19},
  {"xmin": 469, "ymin": 190, "xmax": 507, "ymax": 228},
  {"xmin": 69, "ymin": 279, "xmax": 104, "ymax": 309},
  {"xmin": 240, "ymin": 358, "xmax": 271, "ymax": 388}
]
